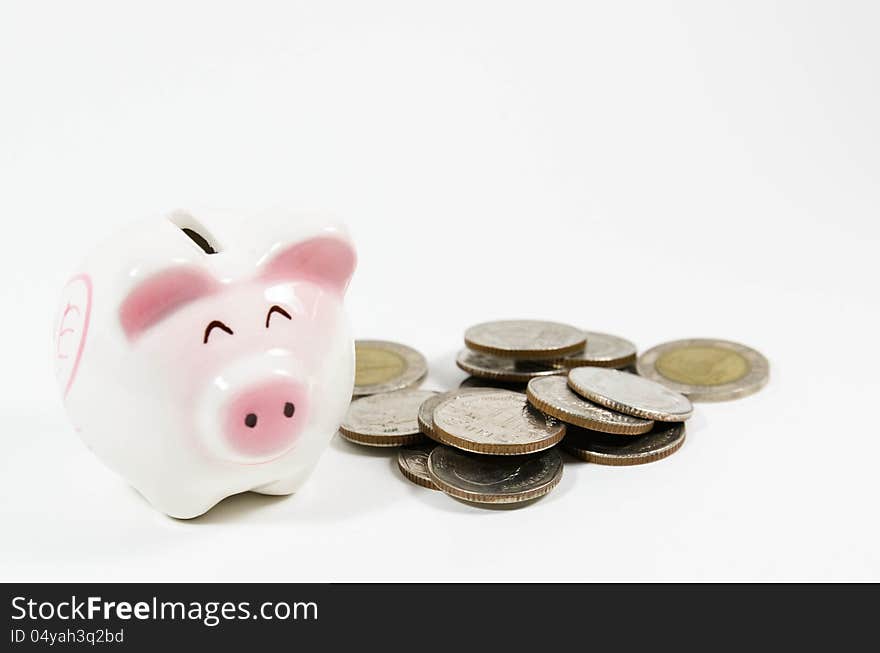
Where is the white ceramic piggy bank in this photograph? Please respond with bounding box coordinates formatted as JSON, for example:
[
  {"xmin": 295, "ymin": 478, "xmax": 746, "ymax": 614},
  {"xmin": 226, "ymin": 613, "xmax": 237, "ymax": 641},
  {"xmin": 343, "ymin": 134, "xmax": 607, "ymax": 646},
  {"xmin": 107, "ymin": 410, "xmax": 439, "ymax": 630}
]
[{"xmin": 53, "ymin": 209, "xmax": 357, "ymax": 518}]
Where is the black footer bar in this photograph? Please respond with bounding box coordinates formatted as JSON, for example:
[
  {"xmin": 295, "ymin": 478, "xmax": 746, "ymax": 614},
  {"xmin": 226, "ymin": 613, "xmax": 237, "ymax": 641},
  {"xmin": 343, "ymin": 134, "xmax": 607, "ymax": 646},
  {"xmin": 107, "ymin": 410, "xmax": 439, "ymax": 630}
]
[{"xmin": 3, "ymin": 583, "xmax": 877, "ymax": 649}]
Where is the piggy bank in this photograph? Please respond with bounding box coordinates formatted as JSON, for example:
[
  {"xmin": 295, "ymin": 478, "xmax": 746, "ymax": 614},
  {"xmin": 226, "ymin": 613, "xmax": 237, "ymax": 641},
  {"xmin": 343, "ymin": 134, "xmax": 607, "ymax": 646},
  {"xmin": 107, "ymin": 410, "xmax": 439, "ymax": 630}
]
[{"xmin": 53, "ymin": 209, "xmax": 357, "ymax": 518}]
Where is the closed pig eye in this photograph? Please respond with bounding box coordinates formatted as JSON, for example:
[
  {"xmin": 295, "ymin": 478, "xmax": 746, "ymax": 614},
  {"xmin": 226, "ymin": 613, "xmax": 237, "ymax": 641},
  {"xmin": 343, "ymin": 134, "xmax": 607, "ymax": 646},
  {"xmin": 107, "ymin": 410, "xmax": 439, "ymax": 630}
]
[
  {"xmin": 265, "ymin": 305, "xmax": 292, "ymax": 328},
  {"xmin": 204, "ymin": 320, "xmax": 234, "ymax": 343}
]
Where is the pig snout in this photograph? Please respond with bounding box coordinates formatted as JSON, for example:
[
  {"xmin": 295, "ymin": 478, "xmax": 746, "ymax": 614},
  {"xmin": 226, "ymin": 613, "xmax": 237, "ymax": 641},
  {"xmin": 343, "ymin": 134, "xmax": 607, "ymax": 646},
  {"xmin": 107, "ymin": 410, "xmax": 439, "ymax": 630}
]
[
  {"xmin": 224, "ymin": 379, "xmax": 305, "ymax": 458},
  {"xmin": 197, "ymin": 354, "xmax": 310, "ymax": 464}
]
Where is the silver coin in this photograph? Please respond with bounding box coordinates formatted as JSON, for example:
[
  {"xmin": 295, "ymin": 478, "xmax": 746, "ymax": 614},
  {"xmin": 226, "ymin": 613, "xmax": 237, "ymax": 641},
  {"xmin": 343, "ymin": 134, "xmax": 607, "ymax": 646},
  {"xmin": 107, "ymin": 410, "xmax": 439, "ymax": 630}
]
[
  {"xmin": 431, "ymin": 389, "xmax": 566, "ymax": 455},
  {"xmin": 526, "ymin": 376, "xmax": 654, "ymax": 435},
  {"xmin": 340, "ymin": 389, "xmax": 438, "ymax": 447},
  {"xmin": 353, "ymin": 340, "xmax": 428, "ymax": 397},
  {"xmin": 636, "ymin": 338, "xmax": 769, "ymax": 402},
  {"xmin": 556, "ymin": 331, "xmax": 637, "ymax": 369},
  {"xmin": 397, "ymin": 443, "xmax": 438, "ymax": 490},
  {"xmin": 456, "ymin": 349, "xmax": 565, "ymax": 383},
  {"xmin": 563, "ymin": 422, "xmax": 686, "ymax": 466},
  {"xmin": 568, "ymin": 367, "xmax": 693, "ymax": 422},
  {"xmin": 427, "ymin": 445, "xmax": 563, "ymax": 504},
  {"xmin": 464, "ymin": 320, "xmax": 586, "ymax": 360},
  {"xmin": 417, "ymin": 387, "xmax": 494, "ymax": 438}
]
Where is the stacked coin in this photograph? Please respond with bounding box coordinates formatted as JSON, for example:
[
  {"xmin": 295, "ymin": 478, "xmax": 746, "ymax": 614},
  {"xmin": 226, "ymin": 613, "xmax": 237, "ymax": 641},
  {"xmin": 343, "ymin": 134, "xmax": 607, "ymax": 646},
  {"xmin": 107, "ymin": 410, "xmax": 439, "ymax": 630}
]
[
  {"xmin": 423, "ymin": 388, "xmax": 566, "ymax": 504},
  {"xmin": 535, "ymin": 367, "xmax": 692, "ymax": 465},
  {"xmin": 342, "ymin": 338, "xmax": 567, "ymax": 505},
  {"xmin": 457, "ymin": 321, "xmax": 639, "ymax": 389},
  {"xmin": 342, "ymin": 339, "xmax": 431, "ymax": 446},
  {"xmin": 341, "ymin": 329, "xmax": 769, "ymax": 508}
]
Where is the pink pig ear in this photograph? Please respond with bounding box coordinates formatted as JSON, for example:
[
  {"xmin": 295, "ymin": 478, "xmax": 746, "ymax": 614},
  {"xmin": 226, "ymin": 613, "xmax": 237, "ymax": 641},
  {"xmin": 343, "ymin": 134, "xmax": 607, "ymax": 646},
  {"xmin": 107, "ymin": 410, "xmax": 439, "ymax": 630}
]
[
  {"xmin": 260, "ymin": 236, "xmax": 357, "ymax": 295},
  {"xmin": 119, "ymin": 267, "xmax": 220, "ymax": 341}
]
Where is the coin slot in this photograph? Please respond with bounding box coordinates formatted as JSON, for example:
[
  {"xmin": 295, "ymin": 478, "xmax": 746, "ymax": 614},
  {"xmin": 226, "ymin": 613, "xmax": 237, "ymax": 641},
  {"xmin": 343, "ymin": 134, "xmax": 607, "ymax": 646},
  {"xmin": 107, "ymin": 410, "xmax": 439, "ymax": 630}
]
[{"xmin": 168, "ymin": 210, "xmax": 220, "ymax": 255}]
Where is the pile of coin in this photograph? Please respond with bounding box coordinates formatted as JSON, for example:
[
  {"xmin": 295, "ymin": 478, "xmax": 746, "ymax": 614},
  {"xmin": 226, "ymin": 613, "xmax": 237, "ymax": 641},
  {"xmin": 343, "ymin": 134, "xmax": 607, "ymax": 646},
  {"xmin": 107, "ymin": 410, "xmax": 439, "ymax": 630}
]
[
  {"xmin": 340, "ymin": 322, "xmax": 769, "ymax": 508},
  {"xmin": 456, "ymin": 321, "xmax": 639, "ymax": 385}
]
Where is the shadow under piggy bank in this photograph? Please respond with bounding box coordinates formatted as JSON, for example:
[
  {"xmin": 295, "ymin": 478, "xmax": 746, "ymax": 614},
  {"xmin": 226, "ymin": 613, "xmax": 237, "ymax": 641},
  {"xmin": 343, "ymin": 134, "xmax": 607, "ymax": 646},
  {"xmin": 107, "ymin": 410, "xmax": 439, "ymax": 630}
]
[{"xmin": 176, "ymin": 433, "xmax": 402, "ymax": 525}]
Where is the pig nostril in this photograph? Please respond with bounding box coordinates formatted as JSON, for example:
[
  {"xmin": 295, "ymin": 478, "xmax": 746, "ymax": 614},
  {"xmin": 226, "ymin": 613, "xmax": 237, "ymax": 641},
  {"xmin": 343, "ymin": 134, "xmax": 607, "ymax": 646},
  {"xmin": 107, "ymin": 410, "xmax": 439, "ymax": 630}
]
[
  {"xmin": 244, "ymin": 413, "xmax": 258, "ymax": 428},
  {"xmin": 283, "ymin": 402, "xmax": 295, "ymax": 418}
]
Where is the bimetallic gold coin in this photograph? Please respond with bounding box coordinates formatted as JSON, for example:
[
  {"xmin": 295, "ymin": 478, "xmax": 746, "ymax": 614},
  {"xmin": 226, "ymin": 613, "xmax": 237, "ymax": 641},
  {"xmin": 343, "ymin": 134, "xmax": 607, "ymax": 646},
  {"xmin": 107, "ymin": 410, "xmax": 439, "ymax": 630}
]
[
  {"xmin": 397, "ymin": 443, "xmax": 438, "ymax": 490},
  {"xmin": 357, "ymin": 347, "xmax": 405, "ymax": 385},
  {"xmin": 464, "ymin": 320, "xmax": 586, "ymax": 360},
  {"xmin": 563, "ymin": 422, "xmax": 686, "ymax": 466},
  {"xmin": 353, "ymin": 340, "xmax": 427, "ymax": 397},
  {"xmin": 656, "ymin": 346, "xmax": 749, "ymax": 386},
  {"xmin": 637, "ymin": 339, "xmax": 769, "ymax": 402}
]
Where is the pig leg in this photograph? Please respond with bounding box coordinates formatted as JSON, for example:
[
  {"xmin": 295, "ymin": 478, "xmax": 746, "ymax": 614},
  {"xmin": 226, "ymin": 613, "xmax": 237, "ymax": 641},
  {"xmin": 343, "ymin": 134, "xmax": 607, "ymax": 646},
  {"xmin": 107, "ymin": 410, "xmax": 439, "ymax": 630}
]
[
  {"xmin": 160, "ymin": 498, "xmax": 223, "ymax": 520},
  {"xmin": 251, "ymin": 470, "xmax": 312, "ymax": 496},
  {"xmin": 140, "ymin": 485, "xmax": 224, "ymax": 520}
]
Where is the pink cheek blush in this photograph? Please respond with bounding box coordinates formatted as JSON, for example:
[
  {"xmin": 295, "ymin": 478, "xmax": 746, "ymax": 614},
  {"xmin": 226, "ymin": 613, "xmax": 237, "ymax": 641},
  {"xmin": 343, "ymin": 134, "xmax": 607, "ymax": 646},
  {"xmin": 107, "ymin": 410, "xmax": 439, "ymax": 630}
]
[{"xmin": 223, "ymin": 379, "xmax": 308, "ymax": 458}]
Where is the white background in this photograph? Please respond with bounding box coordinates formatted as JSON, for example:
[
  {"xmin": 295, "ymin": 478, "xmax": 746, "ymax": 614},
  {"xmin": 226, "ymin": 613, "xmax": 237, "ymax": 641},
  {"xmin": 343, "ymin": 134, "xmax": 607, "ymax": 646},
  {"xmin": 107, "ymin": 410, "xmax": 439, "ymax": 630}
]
[{"xmin": 1, "ymin": 1, "xmax": 878, "ymax": 582}]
